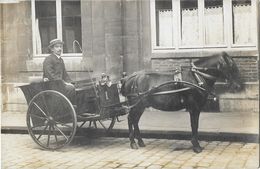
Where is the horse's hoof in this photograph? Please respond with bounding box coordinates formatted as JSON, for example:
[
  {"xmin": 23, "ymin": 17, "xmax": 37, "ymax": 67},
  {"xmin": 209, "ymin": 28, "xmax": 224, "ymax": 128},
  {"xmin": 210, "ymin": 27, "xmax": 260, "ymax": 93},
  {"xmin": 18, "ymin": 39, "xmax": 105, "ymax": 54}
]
[
  {"xmin": 193, "ymin": 146, "xmax": 202, "ymax": 153},
  {"xmin": 130, "ymin": 143, "xmax": 138, "ymax": 149},
  {"xmin": 138, "ymin": 141, "xmax": 146, "ymax": 147}
]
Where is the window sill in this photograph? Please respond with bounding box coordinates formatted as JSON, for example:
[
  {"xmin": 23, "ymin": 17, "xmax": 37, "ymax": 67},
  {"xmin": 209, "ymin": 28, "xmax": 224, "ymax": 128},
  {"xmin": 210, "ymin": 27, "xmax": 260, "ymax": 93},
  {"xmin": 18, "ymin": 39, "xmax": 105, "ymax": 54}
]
[
  {"xmin": 33, "ymin": 53, "xmax": 83, "ymax": 58},
  {"xmin": 26, "ymin": 54, "xmax": 92, "ymax": 72},
  {"xmin": 151, "ymin": 47, "xmax": 258, "ymax": 59}
]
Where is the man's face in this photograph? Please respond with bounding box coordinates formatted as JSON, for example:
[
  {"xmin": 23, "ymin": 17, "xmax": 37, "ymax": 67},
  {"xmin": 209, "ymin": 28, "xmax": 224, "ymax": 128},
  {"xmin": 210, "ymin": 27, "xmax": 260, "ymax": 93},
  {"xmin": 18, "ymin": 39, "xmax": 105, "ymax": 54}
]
[{"xmin": 51, "ymin": 43, "xmax": 63, "ymax": 56}]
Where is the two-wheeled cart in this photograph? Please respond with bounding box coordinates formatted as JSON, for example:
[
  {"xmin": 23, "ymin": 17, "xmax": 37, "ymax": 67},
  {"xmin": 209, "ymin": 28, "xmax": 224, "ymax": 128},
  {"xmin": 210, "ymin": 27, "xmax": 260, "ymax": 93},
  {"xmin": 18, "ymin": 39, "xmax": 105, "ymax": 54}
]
[{"xmin": 19, "ymin": 79, "xmax": 128, "ymax": 150}]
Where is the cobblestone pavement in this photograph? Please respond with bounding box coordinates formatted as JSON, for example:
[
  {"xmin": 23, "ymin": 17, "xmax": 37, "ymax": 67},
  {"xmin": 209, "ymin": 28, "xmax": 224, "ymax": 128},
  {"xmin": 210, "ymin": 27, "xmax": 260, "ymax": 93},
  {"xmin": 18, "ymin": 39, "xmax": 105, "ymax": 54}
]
[{"xmin": 2, "ymin": 134, "xmax": 259, "ymax": 169}]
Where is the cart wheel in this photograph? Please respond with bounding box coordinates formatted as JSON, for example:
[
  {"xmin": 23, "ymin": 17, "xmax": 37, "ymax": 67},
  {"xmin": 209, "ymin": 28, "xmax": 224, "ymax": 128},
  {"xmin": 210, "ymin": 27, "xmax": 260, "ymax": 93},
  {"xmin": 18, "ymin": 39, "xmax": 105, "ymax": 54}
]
[
  {"xmin": 89, "ymin": 117, "xmax": 116, "ymax": 132},
  {"xmin": 27, "ymin": 90, "xmax": 77, "ymax": 150}
]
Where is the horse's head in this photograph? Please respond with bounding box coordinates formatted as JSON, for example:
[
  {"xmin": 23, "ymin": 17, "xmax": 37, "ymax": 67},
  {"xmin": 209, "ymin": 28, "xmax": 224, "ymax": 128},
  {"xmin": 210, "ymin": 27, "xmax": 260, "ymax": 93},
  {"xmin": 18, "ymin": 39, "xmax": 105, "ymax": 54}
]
[
  {"xmin": 220, "ymin": 52, "xmax": 243, "ymax": 92},
  {"xmin": 194, "ymin": 52, "xmax": 243, "ymax": 92}
]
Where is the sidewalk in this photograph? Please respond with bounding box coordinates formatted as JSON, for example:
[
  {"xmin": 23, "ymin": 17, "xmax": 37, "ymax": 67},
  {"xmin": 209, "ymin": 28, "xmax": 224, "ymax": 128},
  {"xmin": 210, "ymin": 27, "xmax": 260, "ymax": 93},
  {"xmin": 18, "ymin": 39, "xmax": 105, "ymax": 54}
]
[{"xmin": 1, "ymin": 109, "xmax": 259, "ymax": 142}]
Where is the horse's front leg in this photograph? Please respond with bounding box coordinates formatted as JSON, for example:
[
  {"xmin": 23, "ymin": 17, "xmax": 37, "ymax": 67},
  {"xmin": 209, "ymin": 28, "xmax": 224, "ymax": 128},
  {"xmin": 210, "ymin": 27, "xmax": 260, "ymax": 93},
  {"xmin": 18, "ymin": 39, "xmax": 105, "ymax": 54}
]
[
  {"xmin": 189, "ymin": 109, "xmax": 202, "ymax": 153},
  {"xmin": 128, "ymin": 113, "xmax": 138, "ymax": 149},
  {"xmin": 133, "ymin": 106, "xmax": 145, "ymax": 147}
]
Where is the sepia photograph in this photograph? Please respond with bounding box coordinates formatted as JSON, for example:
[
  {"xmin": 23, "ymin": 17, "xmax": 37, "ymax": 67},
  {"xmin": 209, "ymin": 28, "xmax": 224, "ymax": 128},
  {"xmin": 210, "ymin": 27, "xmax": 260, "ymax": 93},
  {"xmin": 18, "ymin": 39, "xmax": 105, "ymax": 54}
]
[{"xmin": 1, "ymin": 0, "xmax": 259, "ymax": 168}]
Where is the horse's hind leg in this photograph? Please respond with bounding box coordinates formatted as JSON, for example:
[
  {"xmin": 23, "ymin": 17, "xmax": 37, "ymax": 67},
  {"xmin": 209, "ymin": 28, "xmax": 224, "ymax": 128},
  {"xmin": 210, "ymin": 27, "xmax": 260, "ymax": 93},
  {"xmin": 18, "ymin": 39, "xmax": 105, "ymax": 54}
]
[
  {"xmin": 134, "ymin": 123, "xmax": 145, "ymax": 147},
  {"xmin": 128, "ymin": 112, "xmax": 138, "ymax": 149},
  {"xmin": 189, "ymin": 108, "xmax": 202, "ymax": 153}
]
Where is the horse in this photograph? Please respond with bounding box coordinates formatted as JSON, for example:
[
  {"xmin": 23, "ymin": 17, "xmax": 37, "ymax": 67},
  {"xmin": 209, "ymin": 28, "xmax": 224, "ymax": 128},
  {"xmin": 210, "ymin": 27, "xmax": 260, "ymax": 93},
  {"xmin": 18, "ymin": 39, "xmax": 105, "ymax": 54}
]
[{"xmin": 120, "ymin": 52, "xmax": 243, "ymax": 153}]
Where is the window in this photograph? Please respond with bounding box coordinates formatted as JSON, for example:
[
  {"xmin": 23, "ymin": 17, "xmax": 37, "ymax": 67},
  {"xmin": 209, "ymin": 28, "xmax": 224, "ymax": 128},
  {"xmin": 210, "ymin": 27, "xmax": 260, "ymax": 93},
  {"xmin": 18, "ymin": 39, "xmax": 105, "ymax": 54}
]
[
  {"xmin": 32, "ymin": 0, "xmax": 82, "ymax": 56},
  {"xmin": 204, "ymin": 0, "xmax": 224, "ymax": 46},
  {"xmin": 232, "ymin": 0, "xmax": 254, "ymax": 45},
  {"xmin": 180, "ymin": 0, "xmax": 200, "ymax": 46},
  {"xmin": 155, "ymin": 0, "xmax": 174, "ymax": 47},
  {"xmin": 151, "ymin": 0, "xmax": 257, "ymax": 51}
]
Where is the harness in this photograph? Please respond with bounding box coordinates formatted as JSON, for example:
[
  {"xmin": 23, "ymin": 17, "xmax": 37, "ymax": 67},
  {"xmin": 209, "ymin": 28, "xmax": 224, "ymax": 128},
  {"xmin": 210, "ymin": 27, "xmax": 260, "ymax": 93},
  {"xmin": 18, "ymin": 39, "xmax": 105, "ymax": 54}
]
[
  {"xmin": 123, "ymin": 64, "xmax": 219, "ymax": 108},
  {"xmin": 191, "ymin": 62, "xmax": 218, "ymax": 87}
]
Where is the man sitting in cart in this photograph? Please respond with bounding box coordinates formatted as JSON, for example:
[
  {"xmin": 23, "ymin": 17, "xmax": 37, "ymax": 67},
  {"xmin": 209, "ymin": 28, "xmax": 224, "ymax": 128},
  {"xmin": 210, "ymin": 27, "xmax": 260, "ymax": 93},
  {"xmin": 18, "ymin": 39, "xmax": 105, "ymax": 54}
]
[{"xmin": 42, "ymin": 38, "xmax": 76, "ymax": 103}]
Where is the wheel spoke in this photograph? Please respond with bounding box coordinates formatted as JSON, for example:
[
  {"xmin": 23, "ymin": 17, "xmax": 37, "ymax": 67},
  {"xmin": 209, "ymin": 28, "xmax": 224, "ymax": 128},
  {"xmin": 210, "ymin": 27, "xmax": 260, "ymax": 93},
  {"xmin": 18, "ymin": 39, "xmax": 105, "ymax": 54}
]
[
  {"xmin": 53, "ymin": 125, "xmax": 69, "ymax": 141},
  {"xmin": 93, "ymin": 121, "xmax": 97, "ymax": 128},
  {"xmin": 41, "ymin": 95, "xmax": 50, "ymax": 116},
  {"xmin": 31, "ymin": 126, "xmax": 39, "ymax": 130},
  {"xmin": 98, "ymin": 120, "xmax": 107, "ymax": 130},
  {"xmin": 32, "ymin": 102, "xmax": 48, "ymax": 117},
  {"xmin": 31, "ymin": 125, "xmax": 45, "ymax": 130},
  {"xmin": 79, "ymin": 121, "xmax": 87, "ymax": 128},
  {"xmin": 52, "ymin": 125, "xmax": 58, "ymax": 145},
  {"xmin": 37, "ymin": 123, "xmax": 49, "ymax": 140},
  {"xmin": 30, "ymin": 114, "xmax": 47, "ymax": 120},
  {"xmin": 47, "ymin": 125, "xmax": 51, "ymax": 147}
]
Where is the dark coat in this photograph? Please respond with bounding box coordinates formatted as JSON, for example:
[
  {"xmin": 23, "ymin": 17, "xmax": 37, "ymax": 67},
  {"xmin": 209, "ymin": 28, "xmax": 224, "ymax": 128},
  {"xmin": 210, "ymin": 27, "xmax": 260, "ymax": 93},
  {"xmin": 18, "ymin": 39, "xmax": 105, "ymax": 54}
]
[
  {"xmin": 43, "ymin": 54, "xmax": 72, "ymax": 82},
  {"xmin": 43, "ymin": 54, "xmax": 75, "ymax": 104}
]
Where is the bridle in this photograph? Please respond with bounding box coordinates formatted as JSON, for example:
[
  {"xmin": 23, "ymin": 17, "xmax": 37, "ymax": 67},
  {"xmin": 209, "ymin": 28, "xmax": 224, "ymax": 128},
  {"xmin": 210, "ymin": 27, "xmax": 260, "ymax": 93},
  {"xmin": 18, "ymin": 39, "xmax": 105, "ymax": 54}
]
[{"xmin": 191, "ymin": 62, "xmax": 219, "ymax": 87}]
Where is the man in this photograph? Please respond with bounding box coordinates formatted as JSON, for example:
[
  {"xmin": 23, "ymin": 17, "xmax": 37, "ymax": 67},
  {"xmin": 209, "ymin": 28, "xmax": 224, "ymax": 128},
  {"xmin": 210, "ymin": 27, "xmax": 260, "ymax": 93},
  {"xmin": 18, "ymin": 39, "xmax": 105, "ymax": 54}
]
[{"xmin": 43, "ymin": 38, "xmax": 75, "ymax": 103}]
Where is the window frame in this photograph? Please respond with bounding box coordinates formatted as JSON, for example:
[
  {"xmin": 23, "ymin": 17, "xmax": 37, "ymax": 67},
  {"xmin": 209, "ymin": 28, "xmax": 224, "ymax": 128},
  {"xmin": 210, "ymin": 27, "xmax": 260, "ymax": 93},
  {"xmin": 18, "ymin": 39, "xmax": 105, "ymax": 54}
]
[
  {"xmin": 31, "ymin": 0, "xmax": 82, "ymax": 57},
  {"xmin": 150, "ymin": 0, "xmax": 258, "ymax": 53}
]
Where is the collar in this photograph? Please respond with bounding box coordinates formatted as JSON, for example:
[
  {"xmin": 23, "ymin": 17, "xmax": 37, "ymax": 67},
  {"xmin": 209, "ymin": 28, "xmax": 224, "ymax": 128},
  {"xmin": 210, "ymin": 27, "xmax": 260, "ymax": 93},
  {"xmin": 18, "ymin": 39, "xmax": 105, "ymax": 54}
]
[{"xmin": 53, "ymin": 53, "xmax": 61, "ymax": 59}]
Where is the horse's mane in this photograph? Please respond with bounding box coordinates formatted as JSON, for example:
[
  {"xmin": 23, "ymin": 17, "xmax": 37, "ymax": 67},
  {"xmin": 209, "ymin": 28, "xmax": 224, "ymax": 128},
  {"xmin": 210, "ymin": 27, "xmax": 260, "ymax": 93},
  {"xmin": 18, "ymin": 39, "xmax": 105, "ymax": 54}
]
[
  {"xmin": 194, "ymin": 52, "xmax": 237, "ymax": 69},
  {"xmin": 193, "ymin": 52, "xmax": 227, "ymax": 67}
]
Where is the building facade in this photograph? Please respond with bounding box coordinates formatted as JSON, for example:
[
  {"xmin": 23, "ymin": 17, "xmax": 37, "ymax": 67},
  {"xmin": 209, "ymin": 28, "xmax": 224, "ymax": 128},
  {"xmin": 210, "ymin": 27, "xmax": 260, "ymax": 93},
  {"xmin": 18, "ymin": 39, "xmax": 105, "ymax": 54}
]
[{"xmin": 1, "ymin": 0, "xmax": 259, "ymax": 112}]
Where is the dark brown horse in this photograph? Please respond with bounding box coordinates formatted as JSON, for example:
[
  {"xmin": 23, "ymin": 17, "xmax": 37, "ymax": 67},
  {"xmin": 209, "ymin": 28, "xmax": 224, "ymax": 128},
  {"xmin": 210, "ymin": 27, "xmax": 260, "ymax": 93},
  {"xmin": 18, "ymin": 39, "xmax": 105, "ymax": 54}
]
[{"xmin": 120, "ymin": 52, "xmax": 243, "ymax": 153}]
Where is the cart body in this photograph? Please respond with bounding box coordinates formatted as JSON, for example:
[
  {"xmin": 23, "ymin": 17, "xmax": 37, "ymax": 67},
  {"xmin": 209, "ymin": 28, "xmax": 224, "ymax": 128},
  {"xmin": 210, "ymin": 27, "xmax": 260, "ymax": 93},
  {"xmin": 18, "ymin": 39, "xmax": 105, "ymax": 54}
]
[{"xmin": 19, "ymin": 79, "xmax": 128, "ymax": 150}]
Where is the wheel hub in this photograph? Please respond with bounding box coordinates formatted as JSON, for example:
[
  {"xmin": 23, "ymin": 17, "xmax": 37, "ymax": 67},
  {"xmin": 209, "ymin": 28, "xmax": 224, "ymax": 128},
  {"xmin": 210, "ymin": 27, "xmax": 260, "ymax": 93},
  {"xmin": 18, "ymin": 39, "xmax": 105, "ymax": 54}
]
[{"xmin": 48, "ymin": 116, "xmax": 55, "ymax": 125}]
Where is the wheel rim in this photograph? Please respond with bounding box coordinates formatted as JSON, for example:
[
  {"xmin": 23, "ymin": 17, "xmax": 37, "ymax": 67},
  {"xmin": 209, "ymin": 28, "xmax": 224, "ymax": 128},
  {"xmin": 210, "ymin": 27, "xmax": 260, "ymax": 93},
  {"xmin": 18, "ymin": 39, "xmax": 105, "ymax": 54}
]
[{"xmin": 27, "ymin": 90, "xmax": 77, "ymax": 150}]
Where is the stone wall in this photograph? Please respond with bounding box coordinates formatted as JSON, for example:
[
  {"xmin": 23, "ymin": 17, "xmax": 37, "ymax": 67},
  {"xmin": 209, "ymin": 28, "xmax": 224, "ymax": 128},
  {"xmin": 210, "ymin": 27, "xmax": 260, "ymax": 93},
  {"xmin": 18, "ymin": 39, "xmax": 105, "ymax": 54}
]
[
  {"xmin": 1, "ymin": 1, "xmax": 31, "ymax": 83},
  {"xmin": 82, "ymin": 0, "xmax": 123, "ymax": 80},
  {"xmin": 1, "ymin": 2, "xmax": 32, "ymax": 112},
  {"xmin": 234, "ymin": 57, "xmax": 258, "ymax": 82}
]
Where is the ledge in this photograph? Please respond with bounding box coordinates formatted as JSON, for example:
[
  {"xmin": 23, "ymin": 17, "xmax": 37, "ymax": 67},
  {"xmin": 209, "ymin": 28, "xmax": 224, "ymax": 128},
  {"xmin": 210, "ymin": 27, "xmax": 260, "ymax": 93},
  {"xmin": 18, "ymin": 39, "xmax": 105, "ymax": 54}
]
[
  {"xmin": 151, "ymin": 49, "xmax": 258, "ymax": 59},
  {"xmin": 25, "ymin": 56, "xmax": 93, "ymax": 72}
]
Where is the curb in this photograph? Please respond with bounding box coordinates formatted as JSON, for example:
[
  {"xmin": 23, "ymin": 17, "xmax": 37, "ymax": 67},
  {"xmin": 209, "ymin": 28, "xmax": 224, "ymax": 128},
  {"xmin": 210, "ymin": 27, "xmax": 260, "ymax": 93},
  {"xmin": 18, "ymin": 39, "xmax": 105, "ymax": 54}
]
[{"xmin": 2, "ymin": 126, "xmax": 258, "ymax": 143}]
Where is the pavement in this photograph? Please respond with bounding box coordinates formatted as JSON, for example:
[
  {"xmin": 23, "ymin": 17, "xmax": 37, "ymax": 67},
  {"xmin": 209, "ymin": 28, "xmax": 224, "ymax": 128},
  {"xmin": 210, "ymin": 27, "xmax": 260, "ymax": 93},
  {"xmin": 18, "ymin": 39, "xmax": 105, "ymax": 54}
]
[
  {"xmin": 1, "ymin": 134, "xmax": 259, "ymax": 169},
  {"xmin": 1, "ymin": 109, "xmax": 259, "ymax": 142},
  {"xmin": 1, "ymin": 110, "xmax": 259, "ymax": 169}
]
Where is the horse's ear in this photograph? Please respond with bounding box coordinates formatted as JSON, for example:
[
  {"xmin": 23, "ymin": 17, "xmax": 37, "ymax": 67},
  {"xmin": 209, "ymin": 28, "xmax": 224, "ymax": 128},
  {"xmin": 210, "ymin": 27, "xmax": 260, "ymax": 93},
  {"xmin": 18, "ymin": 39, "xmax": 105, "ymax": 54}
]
[{"xmin": 122, "ymin": 72, "xmax": 127, "ymax": 78}]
